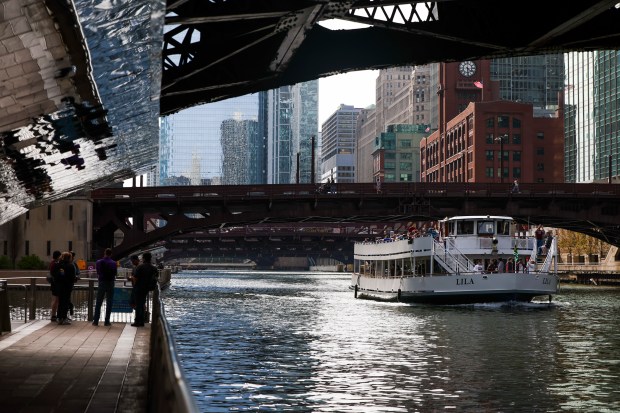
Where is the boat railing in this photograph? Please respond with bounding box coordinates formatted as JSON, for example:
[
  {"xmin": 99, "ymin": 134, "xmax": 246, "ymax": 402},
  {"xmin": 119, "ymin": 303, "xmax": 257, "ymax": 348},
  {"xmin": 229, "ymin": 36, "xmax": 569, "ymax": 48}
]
[
  {"xmin": 434, "ymin": 240, "xmax": 475, "ymax": 274},
  {"xmin": 538, "ymin": 238, "xmax": 558, "ymax": 273}
]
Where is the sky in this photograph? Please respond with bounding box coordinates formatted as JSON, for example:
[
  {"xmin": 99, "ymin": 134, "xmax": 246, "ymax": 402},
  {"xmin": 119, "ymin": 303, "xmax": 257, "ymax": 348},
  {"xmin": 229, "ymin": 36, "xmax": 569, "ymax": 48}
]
[{"xmin": 318, "ymin": 69, "xmax": 378, "ymax": 127}]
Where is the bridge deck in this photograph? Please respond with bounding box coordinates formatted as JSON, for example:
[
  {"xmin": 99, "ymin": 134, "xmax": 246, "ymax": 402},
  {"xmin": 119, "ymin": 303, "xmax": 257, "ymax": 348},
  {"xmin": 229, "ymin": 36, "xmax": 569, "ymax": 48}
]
[{"xmin": 0, "ymin": 320, "xmax": 149, "ymax": 412}]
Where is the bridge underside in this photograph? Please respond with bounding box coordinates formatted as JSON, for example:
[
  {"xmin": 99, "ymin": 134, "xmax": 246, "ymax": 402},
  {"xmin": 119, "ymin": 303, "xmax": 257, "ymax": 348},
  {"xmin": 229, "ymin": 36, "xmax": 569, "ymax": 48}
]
[
  {"xmin": 1, "ymin": 0, "xmax": 620, "ymax": 223},
  {"xmin": 162, "ymin": 0, "xmax": 620, "ymax": 114}
]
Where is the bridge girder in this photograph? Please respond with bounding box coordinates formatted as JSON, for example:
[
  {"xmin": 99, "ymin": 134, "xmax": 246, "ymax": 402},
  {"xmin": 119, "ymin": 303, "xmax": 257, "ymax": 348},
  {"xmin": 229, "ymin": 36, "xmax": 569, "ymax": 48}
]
[
  {"xmin": 161, "ymin": 0, "xmax": 620, "ymax": 115},
  {"xmin": 91, "ymin": 183, "xmax": 620, "ymax": 259}
]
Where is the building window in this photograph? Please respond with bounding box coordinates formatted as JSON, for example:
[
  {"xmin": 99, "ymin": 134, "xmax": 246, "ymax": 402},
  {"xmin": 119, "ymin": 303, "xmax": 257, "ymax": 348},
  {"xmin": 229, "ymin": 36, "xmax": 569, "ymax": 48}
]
[
  {"xmin": 47, "ymin": 205, "xmax": 52, "ymax": 220},
  {"xmin": 486, "ymin": 134, "xmax": 494, "ymax": 144},
  {"xmin": 513, "ymin": 118, "xmax": 522, "ymax": 128},
  {"xmin": 536, "ymin": 178, "xmax": 545, "ymax": 183},
  {"xmin": 400, "ymin": 162, "xmax": 412, "ymax": 170},
  {"xmin": 385, "ymin": 162, "xmax": 395, "ymax": 169},
  {"xmin": 513, "ymin": 151, "xmax": 521, "ymax": 161},
  {"xmin": 385, "ymin": 153, "xmax": 396, "ymax": 159},
  {"xmin": 536, "ymin": 148, "xmax": 545, "ymax": 155},
  {"xmin": 400, "ymin": 173, "xmax": 412, "ymax": 181},
  {"xmin": 501, "ymin": 150, "xmax": 509, "ymax": 161},
  {"xmin": 485, "ymin": 167, "xmax": 494, "ymax": 177},
  {"xmin": 46, "ymin": 241, "xmax": 51, "ymax": 256},
  {"xmin": 400, "ymin": 140, "xmax": 412, "ymax": 148},
  {"xmin": 537, "ymin": 163, "xmax": 545, "ymax": 171},
  {"xmin": 486, "ymin": 118, "xmax": 494, "ymax": 128},
  {"xmin": 69, "ymin": 205, "xmax": 73, "ymax": 220},
  {"xmin": 537, "ymin": 132, "xmax": 544, "ymax": 140},
  {"xmin": 512, "ymin": 134, "xmax": 521, "ymax": 144},
  {"xmin": 25, "ymin": 241, "xmax": 29, "ymax": 256},
  {"xmin": 513, "ymin": 167, "xmax": 521, "ymax": 178},
  {"xmin": 400, "ymin": 153, "xmax": 412, "ymax": 160},
  {"xmin": 485, "ymin": 150, "xmax": 494, "ymax": 160},
  {"xmin": 497, "ymin": 115, "xmax": 509, "ymax": 128}
]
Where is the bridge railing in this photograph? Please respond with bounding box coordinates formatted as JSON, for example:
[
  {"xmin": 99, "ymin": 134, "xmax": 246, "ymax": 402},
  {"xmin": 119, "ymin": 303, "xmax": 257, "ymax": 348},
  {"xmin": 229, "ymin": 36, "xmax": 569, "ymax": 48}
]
[{"xmin": 91, "ymin": 182, "xmax": 620, "ymax": 199}]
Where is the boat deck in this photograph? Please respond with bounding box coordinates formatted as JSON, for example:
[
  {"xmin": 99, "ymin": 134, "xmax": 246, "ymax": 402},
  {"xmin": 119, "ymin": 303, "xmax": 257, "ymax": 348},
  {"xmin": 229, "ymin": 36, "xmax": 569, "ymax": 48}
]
[{"xmin": 0, "ymin": 320, "xmax": 150, "ymax": 412}]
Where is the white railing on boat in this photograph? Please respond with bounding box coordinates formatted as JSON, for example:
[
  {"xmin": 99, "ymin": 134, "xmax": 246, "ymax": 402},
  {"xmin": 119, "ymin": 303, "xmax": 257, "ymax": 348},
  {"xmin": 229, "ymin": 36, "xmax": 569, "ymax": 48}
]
[{"xmin": 433, "ymin": 240, "xmax": 474, "ymax": 274}]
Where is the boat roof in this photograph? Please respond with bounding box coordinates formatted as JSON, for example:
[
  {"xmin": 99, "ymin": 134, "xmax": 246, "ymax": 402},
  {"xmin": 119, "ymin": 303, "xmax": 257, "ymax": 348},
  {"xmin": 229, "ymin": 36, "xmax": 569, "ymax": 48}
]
[{"xmin": 440, "ymin": 215, "xmax": 514, "ymax": 222}]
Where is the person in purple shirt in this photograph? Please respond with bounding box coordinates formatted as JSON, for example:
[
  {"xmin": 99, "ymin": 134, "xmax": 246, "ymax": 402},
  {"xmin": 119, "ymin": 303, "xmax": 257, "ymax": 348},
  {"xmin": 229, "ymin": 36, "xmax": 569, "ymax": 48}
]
[{"xmin": 93, "ymin": 248, "xmax": 117, "ymax": 326}]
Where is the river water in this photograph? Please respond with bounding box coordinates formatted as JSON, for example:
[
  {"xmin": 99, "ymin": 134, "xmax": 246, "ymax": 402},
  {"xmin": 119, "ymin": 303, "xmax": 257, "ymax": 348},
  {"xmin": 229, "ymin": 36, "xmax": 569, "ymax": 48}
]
[{"xmin": 163, "ymin": 270, "xmax": 620, "ymax": 412}]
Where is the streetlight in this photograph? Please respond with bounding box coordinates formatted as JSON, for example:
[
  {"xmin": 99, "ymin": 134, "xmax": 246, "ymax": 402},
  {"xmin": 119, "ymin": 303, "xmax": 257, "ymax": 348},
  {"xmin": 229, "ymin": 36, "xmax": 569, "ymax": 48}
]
[{"xmin": 494, "ymin": 134, "xmax": 508, "ymax": 184}]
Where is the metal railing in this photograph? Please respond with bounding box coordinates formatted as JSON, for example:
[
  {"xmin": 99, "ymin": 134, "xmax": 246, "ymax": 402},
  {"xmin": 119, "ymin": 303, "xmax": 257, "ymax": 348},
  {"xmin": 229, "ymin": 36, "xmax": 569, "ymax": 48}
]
[{"xmin": 148, "ymin": 286, "xmax": 199, "ymax": 413}]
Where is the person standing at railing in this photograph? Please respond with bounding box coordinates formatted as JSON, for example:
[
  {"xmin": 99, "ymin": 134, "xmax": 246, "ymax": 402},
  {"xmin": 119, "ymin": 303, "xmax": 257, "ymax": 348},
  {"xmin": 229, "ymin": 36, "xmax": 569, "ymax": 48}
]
[
  {"xmin": 56, "ymin": 252, "xmax": 76, "ymax": 325},
  {"xmin": 128, "ymin": 255, "xmax": 140, "ymax": 309},
  {"xmin": 93, "ymin": 248, "xmax": 117, "ymax": 326},
  {"xmin": 131, "ymin": 252, "xmax": 158, "ymax": 327},
  {"xmin": 48, "ymin": 250, "xmax": 62, "ymax": 322}
]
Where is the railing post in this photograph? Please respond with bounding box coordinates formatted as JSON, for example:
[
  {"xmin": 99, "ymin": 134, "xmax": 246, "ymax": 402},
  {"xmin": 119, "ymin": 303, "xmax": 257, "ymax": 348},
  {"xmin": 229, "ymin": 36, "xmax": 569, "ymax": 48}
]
[
  {"xmin": 88, "ymin": 279, "xmax": 95, "ymax": 321},
  {"xmin": 0, "ymin": 280, "xmax": 10, "ymax": 332},
  {"xmin": 29, "ymin": 278, "xmax": 36, "ymax": 320}
]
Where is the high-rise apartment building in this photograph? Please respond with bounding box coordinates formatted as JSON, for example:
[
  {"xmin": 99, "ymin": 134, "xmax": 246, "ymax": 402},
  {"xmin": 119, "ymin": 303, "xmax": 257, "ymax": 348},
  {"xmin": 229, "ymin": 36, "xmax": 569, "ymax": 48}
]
[
  {"xmin": 564, "ymin": 50, "xmax": 620, "ymax": 183},
  {"xmin": 321, "ymin": 104, "xmax": 361, "ymax": 183},
  {"xmin": 372, "ymin": 124, "xmax": 427, "ymax": 183},
  {"xmin": 267, "ymin": 81, "xmax": 319, "ymax": 184}
]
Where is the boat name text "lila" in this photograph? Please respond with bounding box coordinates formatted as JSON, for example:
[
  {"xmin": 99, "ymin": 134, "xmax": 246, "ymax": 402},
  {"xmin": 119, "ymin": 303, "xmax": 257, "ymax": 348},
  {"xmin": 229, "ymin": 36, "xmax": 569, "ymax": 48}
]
[{"xmin": 456, "ymin": 278, "xmax": 474, "ymax": 285}]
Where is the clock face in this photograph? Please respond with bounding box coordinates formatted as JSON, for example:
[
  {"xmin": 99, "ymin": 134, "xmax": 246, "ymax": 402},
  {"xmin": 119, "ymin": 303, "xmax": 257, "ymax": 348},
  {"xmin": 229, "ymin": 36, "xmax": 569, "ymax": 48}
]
[{"xmin": 459, "ymin": 61, "xmax": 476, "ymax": 77}]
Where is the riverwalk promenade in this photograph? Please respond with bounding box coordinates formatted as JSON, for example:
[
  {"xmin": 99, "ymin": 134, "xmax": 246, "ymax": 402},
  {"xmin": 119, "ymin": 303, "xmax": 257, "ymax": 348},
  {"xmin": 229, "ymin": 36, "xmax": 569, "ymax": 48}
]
[{"xmin": 0, "ymin": 320, "xmax": 149, "ymax": 412}]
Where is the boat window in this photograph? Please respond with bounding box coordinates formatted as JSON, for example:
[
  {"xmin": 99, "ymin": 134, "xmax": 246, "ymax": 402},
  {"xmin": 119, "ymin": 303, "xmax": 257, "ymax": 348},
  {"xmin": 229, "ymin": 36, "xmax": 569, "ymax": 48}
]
[
  {"xmin": 477, "ymin": 221, "xmax": 495, "ymax": 235},
  {"xmin": 457, "ymin": 220, "xmax": 474, "ymax": 235},
  {"xmin": 498, "ymin": 221, "xmax": 510, "ymax": 235}
]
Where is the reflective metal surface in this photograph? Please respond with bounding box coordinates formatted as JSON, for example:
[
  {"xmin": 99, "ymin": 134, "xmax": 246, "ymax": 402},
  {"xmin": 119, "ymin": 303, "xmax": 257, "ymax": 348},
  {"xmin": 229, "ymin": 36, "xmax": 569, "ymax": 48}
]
[{"xmin": 0, "ymin": 0, "xmax": 164, "ymax": 223}]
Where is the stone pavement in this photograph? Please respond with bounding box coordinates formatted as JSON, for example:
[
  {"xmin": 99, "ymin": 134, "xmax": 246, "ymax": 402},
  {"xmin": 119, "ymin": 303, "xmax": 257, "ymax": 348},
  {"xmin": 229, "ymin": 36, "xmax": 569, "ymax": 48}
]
[{"xmin": 0, "ymin": 320, "xmax": 150, "ymax": 413}]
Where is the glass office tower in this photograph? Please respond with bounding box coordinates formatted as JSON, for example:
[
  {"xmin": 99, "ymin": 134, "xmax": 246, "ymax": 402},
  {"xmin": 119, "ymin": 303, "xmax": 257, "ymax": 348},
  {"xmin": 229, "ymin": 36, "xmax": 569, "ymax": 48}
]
[
  {"xmin": 158, "ymin": 94, "xmax": 266, "ymax": 185},
  {"xmin": 564, "ymin": 51, "xmax": 620, "ymax": 183},
  {"xmin": 267, "ymin": 80, "xmax": 319, "ymax": 184}
]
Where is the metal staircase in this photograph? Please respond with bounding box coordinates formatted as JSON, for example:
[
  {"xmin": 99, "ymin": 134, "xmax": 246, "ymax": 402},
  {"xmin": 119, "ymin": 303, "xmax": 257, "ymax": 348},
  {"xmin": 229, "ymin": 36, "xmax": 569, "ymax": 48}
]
[{"xmin": 433, "ymin": 241, "xmax": 475, "ymax": 274}]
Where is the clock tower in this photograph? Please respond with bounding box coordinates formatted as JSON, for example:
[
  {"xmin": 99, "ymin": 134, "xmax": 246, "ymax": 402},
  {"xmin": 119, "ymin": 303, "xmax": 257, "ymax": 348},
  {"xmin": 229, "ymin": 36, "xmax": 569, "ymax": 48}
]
[{"xmin": 437, "ymin": 59, "xmax": 494, "ymax": 130}]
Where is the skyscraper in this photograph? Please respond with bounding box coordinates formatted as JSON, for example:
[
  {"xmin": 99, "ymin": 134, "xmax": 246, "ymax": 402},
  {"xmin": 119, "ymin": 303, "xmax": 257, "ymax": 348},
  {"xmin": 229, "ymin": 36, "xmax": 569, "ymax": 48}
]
[
  {"xmin": 564, "ymin": 50, "xmax": 620, "ymax": 183},
  {"xmin": 158, "ymin": 94, "xmax": 265, "ymax": 186},
  {"xmin": 267, "ymin": 81, "xmax": 319, "ymax": 184},
  {"xmin": 321, "ymin": 104, "xmax": 361, "ymax": 183}
]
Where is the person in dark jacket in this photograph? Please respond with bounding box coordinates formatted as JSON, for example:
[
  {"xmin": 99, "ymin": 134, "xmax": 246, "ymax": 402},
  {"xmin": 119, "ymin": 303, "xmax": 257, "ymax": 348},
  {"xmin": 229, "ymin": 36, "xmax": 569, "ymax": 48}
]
[
  {"xmin": 48, "ymin": 250, "xmax": 62, "ymax": 322},
  {"xmin": 56, "ymin": 252, "xmax": 76, "ymax": 325},
  {"xmin": 131, "ymin": 252, "xmax": 158, "ymax": 327},
  {"xmin": 93, "ymin": 248, "xmax": 117, "ymax": 326}
]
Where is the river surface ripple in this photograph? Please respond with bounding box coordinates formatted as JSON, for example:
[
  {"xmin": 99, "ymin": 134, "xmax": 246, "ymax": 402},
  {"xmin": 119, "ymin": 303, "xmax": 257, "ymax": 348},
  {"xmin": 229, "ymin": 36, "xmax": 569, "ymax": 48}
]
[{"xmin": 163, "ymin": 270, "xmax": 620, "ymax": 413}]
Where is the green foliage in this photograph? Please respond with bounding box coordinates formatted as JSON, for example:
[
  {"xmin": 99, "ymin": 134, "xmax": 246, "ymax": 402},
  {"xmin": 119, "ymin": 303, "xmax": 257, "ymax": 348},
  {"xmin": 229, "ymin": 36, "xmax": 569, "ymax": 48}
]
[
  {"xmin": 16, "ymin": 254, "xmax": 46, "ymax": 270},
  {"xmin": 0, "ymin": 255, "xmax": 11, "ymax": 269}
]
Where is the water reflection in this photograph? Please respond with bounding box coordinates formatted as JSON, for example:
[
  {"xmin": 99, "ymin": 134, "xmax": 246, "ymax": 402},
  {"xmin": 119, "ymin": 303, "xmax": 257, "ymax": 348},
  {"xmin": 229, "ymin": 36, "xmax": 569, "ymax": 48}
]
[{"xmin": 164, "ymin": 271, "xmax": 620, "ymax": 412}]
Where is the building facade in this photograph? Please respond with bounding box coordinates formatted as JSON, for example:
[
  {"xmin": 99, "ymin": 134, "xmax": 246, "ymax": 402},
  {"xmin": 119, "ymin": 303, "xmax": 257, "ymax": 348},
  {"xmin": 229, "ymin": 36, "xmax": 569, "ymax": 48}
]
[
  {"xmin": 421, "ymin": 101, "xmax": 564, "ymax": 183},
  {"xmin": 564, "ymin": 50, "xmax": 620, "ymax": 183},
  {"xmin": 267, "ymin": 81, "xmax": 319, "ymax": 184},
  {"xmin": 372, "ymin": 124, "xmax": 428, "ymax": 183},
  {"xmin": 320, "ymin": 104, "xmax": 361, "ymax": 183}
]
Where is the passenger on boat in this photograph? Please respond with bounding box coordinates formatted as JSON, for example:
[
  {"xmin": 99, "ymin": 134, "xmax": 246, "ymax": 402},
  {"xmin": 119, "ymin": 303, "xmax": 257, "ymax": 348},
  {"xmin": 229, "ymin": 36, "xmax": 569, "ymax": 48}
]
[
  {"xmin": 473, "ymin": 261, "xmax": 484, "ymax": 273},
  {"xmin": 486, "ymin": 259, "xmax": 497, "ymax": 273},
  {"xmin": 497, "ymin": 258, "xmax": 505, "ymax": 273},
  {"xmin": 527, "ymin": 259, "xmax": 536, "ymax": 273},
  {"xmin": 506, "ymin": 257, "xmax": 515, "ymax": 273}
]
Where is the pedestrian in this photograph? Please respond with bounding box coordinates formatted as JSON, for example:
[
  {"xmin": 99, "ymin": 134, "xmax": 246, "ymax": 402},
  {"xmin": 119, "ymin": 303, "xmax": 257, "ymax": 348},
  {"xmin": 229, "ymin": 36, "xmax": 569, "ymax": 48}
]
[
  {"xmin": 534, "ymin": 224, "xmax": 545, "ymax": 255},
  {"xmin": 48, "ymin": 250, "xmax": 62, "ymax": 322},
  {"xmin": 93, "ymin": 248, "xmax": 117, "ymax": 326},
  {"xmin": 128, "ymin": 254, "xmax": 140, "ymax": 308},
  {"xmin": 527, "ymin": 258, "xmax": 536, "ymax": 274},
  {"xmin": 131, "ymin": 252, "xmax": 158, "ymax": 327},
  {"xmin": 68, "ymin": 251, "xmax": 80, "ymax": 317},
  {"xmin": 511, "ymin": 179, "xmax": 520, "ymax": 193},
  {"xmin": 56, "ymin": 252, "xmax": 76, "ymax": 325},
  {"xmin": 542, "ymin": 231, "xmax": 554, "ymax": 255}
]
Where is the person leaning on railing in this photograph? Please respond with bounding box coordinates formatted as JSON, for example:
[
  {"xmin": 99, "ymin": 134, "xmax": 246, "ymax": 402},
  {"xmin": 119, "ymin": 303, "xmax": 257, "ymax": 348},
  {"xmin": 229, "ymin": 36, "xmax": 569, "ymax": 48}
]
[{"xmin": 92, "ymin": 248, "xmax": 117, "ymax": 326}]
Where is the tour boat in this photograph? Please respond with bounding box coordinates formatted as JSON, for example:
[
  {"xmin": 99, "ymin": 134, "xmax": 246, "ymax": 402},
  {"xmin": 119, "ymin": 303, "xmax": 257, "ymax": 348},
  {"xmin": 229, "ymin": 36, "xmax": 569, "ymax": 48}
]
[{"xmin": 351, "ymin": 216, "xmax": 559, "ymax": 304}]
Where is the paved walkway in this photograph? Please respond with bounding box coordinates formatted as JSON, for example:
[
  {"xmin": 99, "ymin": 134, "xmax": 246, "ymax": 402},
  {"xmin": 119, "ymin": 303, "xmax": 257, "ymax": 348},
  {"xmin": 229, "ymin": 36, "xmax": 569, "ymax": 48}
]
[{"xmin": 0, "ymin": 320, "xmax": 150, "ymax": 413}]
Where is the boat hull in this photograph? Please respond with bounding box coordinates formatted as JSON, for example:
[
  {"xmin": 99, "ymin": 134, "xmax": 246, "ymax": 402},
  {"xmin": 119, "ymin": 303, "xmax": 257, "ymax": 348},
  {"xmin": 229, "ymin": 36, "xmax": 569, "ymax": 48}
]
[{"xmin": 351, "ymin": 272, "xmax": 559, "ymax": 304}]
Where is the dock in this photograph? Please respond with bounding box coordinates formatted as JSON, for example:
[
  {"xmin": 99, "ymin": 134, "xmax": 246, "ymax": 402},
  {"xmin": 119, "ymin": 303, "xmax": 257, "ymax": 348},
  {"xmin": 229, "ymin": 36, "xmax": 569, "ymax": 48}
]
[{"xmin": 0, "ymin": 320, "xmax": 150, "ymax": 412}]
